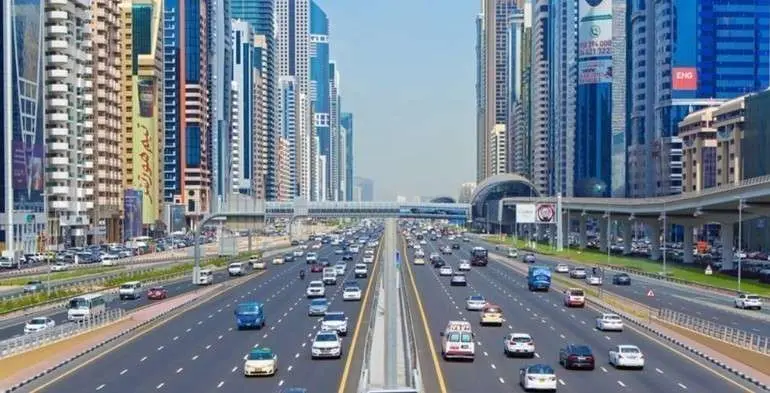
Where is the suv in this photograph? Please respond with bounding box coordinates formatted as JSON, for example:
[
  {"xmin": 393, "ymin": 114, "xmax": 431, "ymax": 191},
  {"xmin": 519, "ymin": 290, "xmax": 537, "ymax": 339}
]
[
  {"xmin": 563, "ymin": 288, "xmax": 585, "ymax": 307},
  {"xmin": 119, "ymin": 281, "xmax": 143, "ymax": 300},
  {"xmin": 734, "ymin": 293, "xmax": 762, "ymax": 310},
  {"xmin": 23, "ymin": 280, "xmax": 46, "ymax": 293},
  {"xmin": 559, "ymin": 344, "xmax": 595, "ymax": 370},
  {"xmin": 311, "ymin": 331, "xmax": 342, "ymax": 359},
  {"xmin": 306, "ymin": 252, "xmax": 318, "ymax": 263},
  {"xmin": 321, "ymin": 311, "xmax": 348, "ymax": 335},
  {"xmin": 306, "ymin": 280, "xmax": 326, "ymax": 298},
  {"xmin": 228, "ymin": 262, "xmax": 246, "ymax": 276},
  {"xmin": 354, "ymin": 263, "xmax": 368, "ymax": 278}
]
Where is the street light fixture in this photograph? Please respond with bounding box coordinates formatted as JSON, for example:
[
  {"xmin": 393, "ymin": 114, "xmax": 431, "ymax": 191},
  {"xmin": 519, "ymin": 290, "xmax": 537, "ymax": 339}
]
[
  {"xmin": 737, "ymin": 198, "xmax": 749, "ymax": 292},
  {"xmin": 602, "ymin": 211, "xmax": 611, "ymax": 268},
  {"xmin": 658, "ymin": 204, "xmax": 667, "ymax": 275}
]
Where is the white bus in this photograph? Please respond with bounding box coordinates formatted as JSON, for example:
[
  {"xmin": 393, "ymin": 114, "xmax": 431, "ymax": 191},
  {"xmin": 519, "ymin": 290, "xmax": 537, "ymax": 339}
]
[
  {"xmin": 67, "ymin": 293, "xmax": 107, "ymax": 321},
  {"xmin": 197, "ymin": 269, "xmax": 214, "ymax": 285}
]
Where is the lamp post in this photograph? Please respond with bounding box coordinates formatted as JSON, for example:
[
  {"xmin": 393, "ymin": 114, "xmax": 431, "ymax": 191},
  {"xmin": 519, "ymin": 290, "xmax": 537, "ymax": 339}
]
[
  {"xmin": 659, "ymin": 203, "xmax": 667, "ymax": 276},
  {"xmin": 603, "ymin": 212, "xmax": 611, "ymax": 267},
  {"xmin": 738, "ymin": 198, "xmax": 747, "ymax": 292}
]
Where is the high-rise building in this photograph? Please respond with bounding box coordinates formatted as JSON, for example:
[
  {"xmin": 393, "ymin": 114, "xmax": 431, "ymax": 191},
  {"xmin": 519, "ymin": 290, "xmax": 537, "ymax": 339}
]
[
  {"xmin": 231, "ymin": 0, "xmax": 278, "ymax": 200},
  {"xmin": 91, "ymin": 0, "xmax": 124, "ymax": 243},
  {"xmin": 230, "ymin": 81, "xmax": 242, "ymax": 193},
  {"xmin": 610, "ymin": 0, "xmax": 628, "ymax": 197},
  {"xmin": 329, "ymin": 61, "xmax": 342, "ymax": 200},
  {"xmin": 489, "ymin": 125, "xmax": 507, "ymax": 175},
  {"xmin": 45, "ymin": 0, "xmax": 94, "ymax": 247},
  {"xmin": 506, "ymin": 6, "xmax": 530, "ymax": 177},
  {"xmin": 458, "ymin": 182, "xmax": 477, "ymax": 203},
  {"xmin": 529, "ymin": 1, "xmax": 549, "ymax": 195},
  {"xmin": 278, "ymin": 76, "xmax": 298, "ymax": 197},
  {"xmin": 679, "ymin": 107, "xmax": 718, "ymax": 193},
  {"xmin": 162, "ymin": 0, "xmax": 210, "ymax": 227},
  {"xmin": 627, "ymin": 0, "xmax": 770, "ymax": 197},
  {"xmin": 318, "ymin": 155, "xmax": 327, "ymax": 201},
  {"xmin": 310, "ymin": 0, "xmax": 332, "ymax": 201},
  {"xmin": 275, "ymin": 0, "xmax": 311, "ymax": 200},
  {"xmin": 310, "ymin": 132, "xmax": 320, "ymax": 200},
  {"xmin": 477, "ymin": 0, "xmax": 518, "ymax": 184},
  {"xmin": 2, "ymin": 0, "xmax": 47, "ymax": 255},
  {"xmin": 354, "ymin": 177, "xmax": 374, "ymax": 201},
  {"xmin": 338, "ymin": 118, "xmax": 347, "ymax": 201},
  {"xmin": 120, "ymin": 0, "xmax": 164, "ymax": 233},
  {"xmin": 207, "ymin": 0, "xmax": 233, "ymax": 208},
  {"xmin": 341, "ymin": 112, "xmax": 353, "ymax": 201},
  {"xmin": 276, "ymin": 136, "xmax": 292, "ymax": 200}
]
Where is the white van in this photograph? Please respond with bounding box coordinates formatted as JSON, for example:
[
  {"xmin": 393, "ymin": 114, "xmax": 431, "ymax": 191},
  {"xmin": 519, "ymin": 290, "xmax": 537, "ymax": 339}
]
[
  {"xmin": 118, "ymin": 281, "xmax": 143, "ymax": 300},
  {"xmin": 228, "ymin": 262, "xmax": 247, "ymax": 276},
  {"xmin": 440, "ymin": 320, "xmax": 475, "ymax": 360},
  {"xmin": 322, "ymin": 267, "xmax": 337, "ymax": 285},
  {"xmin": 198, "ymin": 269, "xmax": 214, "ymax": 285},
  {"xmin": 67, "ymin": 293, "xmax": 107, "ymax": 321}
]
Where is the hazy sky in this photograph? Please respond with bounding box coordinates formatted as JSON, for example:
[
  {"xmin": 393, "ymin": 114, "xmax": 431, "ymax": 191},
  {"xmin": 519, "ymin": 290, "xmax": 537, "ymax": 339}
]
[{"xmin": 316, "ymin": 0, "xmax": 477, "ymax": 201}]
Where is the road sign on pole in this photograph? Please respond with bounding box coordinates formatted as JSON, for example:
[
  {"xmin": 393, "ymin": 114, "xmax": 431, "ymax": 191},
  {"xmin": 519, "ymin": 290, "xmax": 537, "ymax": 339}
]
[
  {"xmin": 647, "ymin": 289, "xmax": 655, "ymax": 297},
  {"xmin": 395, "ymin": 251, "xmax": 401, "ymax": 269}
]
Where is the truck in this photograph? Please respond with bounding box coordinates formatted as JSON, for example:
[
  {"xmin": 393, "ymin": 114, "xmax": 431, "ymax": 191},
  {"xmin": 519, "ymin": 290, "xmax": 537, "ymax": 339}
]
[
  {"xmin": 234, "ymin": 302, "xmax": 265, "ymax": 329},
  {"xmin": 527, "ymin": 265, "xmax": 551, "ymax": 291},
  {"xmin": 470, "ymin": 247, "xmax": 488, "ymax": 266},
  {"xmin": 322, "ymin": 267, "xmax": 337, "ymax": 285}
]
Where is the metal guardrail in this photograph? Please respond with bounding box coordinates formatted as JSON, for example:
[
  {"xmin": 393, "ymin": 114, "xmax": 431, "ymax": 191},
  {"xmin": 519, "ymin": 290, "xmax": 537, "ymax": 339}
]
[
  {"xmin": 657, "ymin": 308, "xmax": 770, "ymax": 355},
  {"xmin": 0, "ymin": 308, "xmax": 125, "ymax": 358},
  {"xmin": 358, "ymin": 243, "xmax": 385, "ymax": 392},
  {"xmin": 398, "ymin": 253, "xmax": 418, "ymax": 389}
]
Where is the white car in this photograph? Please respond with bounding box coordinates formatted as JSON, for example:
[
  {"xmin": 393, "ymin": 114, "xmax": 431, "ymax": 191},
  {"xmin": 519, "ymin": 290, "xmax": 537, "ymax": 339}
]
[
  {"xmin": 504, "ymin": 333, "xmax": 535, "ymax": 357},
  {"xmin": 570, "ymin": 268, "xmax": 587, "ymax": 279},
  {"xmin": 311, "ymin": 331, "xmax": 343, "ymax": 359},
  {"xmin": 272, "ymin": 257, "xmax": 284, "ymax": 265},
  {"xmin": 457, "ymin": 261, "xmax": 471, "ymax": 271},
  {"xmin": 24, "ymin": 317, "xmax": 55, "ymax": 334},
  {"xmin": 439, "ymin": 266, "xmax": 453, "ymax": 276},
  {"xmin": 253, "ymin": 261, "xmax": 266, "ymax": 270},
  {"xmin": 349, "ymin": 246, "xmax": 360, "ymax": 253},
  {"xmin": 608, "ymin": 345, "xmax": 645, "ymax": 369},
  {"xmin": 293, "ymin": 250, "xmax": 304, "ymax": 257},
  {"xmin": 354, "ymin": 264, "xmax": 368, "ymax": 278},
  {"xmin": 342, "ymin": 286, "xmax": 362, "ymax": 301},
  {"xmin": 363, "ymin": 255, "xmax": 374, "ymax": 263},
  {"xmin": 414, "ymin": 249, "xmax": 425, "ymax": 258},
  {"xmin": 306, "ymin": 281, "xmax": 326, "ymax": 298},
  {"xmin": 465, "ymin": 295, "xmax": 487, "ymax": 311},
  {"xmin": 321, "ymin": 311, "xmax": 348, "ymax": 335},
  {"xmin": 596, "ymin": 313, "xmax": 624, "ymax": 331},
  {"xmin": 419, "ymin": 240, "xmax": 427, "ymax": 245},
  {"xmin": 519, "ymin": 364, "xmax": 557, "ymax": 391},
  {"xmin": 555, "ymin": 264, "xmax": 569, "ymax": 273},
  {"xmin": 734, "ymin": 293, "xmax": 763, "ymax": 310},
  {"xmin": 413, "ymin": 257, "xmax": 425, "ymax": 265},
  {"xmin": 306, "ymin": 252, "xmax": 318, "ymax": 263},
  {"xmin": 586, "ymin": 275, "xmax": 603, "ymax": 285},
  {"xmin": 50, "ymin": 262, "xmax": 70, "ymax": 272},
  {"xmin": 334, "ymin": 263, "xmax": 346, "ymax": 276}
]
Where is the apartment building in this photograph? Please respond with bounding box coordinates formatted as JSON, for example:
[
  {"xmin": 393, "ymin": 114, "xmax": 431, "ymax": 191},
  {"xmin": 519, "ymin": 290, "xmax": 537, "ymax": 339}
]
[
  {"xmin": 713, "ymin": 96, "xmax": 747, "ymax": 187},
  {"xmin": 489, "ymin": 124, "xmax": 507, "ymax": 175},
  {"xmin": 678, "ymin": 107, "xmax": 717, "ymax": 193}
]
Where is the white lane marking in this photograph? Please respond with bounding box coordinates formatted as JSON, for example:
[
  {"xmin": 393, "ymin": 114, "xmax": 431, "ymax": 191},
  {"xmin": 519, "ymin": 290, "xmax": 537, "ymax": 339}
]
[
  {"xmin": 558, "ymin": 379, "xmax": 566, "ymax": 386},
  {"xmin": 279, "ymin": 380, "xmax": 285, "ymax": 386},
  {"xmin": 157, "ymin": 346, "xmax": 164, "ymax": 351},
  {"xmin": 231, "ymin": 367, "xmax": 237, "ymax": 373},
  {"xmin": 498, "ymin": 377, "xmax": 505, "ymax": 384},
  {"xmin": 483, "ymin": 351, "xmax": 488, "ymax": 356},
  {"xmin": 96, "ymin": 384, "xmax": 106, "ymax": 390},
  {"xmin": 186, "ymin": 328, "xmax": 192, "ymax": 332},
  {"xmin": 156, "ymin": 383, "xmax": 165, "ymax": 389},
  {"xmin": 205, "ymin": 344, "xmax": 212, "ymax": 350},
  {"xmin": 295, "ymin": 353, "xmax": 300, "ymax": 358},
  {"xmin": 173, "ymin": 336, "xmax": 179, "ymax": 341},
  {"xmin": 605, "ymin": 336, "xmax": 611, "ymax": 340},
  {"xmin": 559, "ymin": 334, "xmax": 565, "ymax": 339},
  {"xmin": 192, "ymin": 355, "xmax": 199, "ymax": 360},
  {"xmin": 490, "ymin": 363, "xmax": 496, "ymax": 369},
  {"xmin": 140, "ymin": 356, "xmax": 148, "ymax": 362},
  {"xmin": 217, "ymin": 381, "xmax": 224, "ymax": 388},
  {"xmin": 218, "ymin": 335, "xmax": 223, "ymax": 340},
  {"xmin": 120, "ymin": 369, "xmax": 128, "ymax": 375},
  {"xmin": 656, "ymin": 368, "xmax": 664, "ymax": 374},
  {"xmin": 600, "ymin": 366, "xmax": 608, "ymax": 373},
  {"xmin": 176, "ymin": 368, "xmax": 183, "ymax": 374},
  {"xmin": 197, "ymin": 321, "xmax": 203, "ymax": 325},
  {"xmin": 534, "ymin": 353, "xmax": 540, "ymax": 358},
  {"xmin": 617, "ymin": 381, "xmax": 626, "ymax": 387},
  {"xmin": 678, "ymin": 383, "xmax": 688, "ymax": 389},
  {"xmin": 302, "ymin": 342, "xmax": 307, "ymax": 347}
]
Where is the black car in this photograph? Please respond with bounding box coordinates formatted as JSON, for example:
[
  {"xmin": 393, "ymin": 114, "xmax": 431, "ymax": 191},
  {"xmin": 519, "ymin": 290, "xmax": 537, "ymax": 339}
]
[
  {"xmin": 283, "ymin": 254, "xmax": 295, "ymax": 262},
  {"xmin": 290, "ymin": 240, "xmax": 299, "ymax": 246},
  {"xmin": 559, "ymin": 344, "xmax": 595, "ymax": 370},
  {"xmin": 612, "ymin": 273, "xmax": 631, "ymax": 285},
  {"xmin": 451, "ymin": 243, "xmax": 460, "ymax": 250},
  {"xmin": 342, "ymin": 253, "xmax": 354, "ymax": 261},
  {"xmin": 433, "ymin": 259, "xmax": 445, "ymax": 268}
]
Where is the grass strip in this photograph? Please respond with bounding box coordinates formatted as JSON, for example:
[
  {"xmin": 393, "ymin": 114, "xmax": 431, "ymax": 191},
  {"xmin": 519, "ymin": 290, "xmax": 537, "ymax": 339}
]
[{"xmin": 0, "ymin": 267, "xmax": 121, "ymax": 286}]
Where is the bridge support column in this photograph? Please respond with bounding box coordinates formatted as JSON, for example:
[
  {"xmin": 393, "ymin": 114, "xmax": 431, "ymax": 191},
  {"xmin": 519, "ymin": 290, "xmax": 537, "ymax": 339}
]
[
  {"xmin": 621, "ymin": 220, "xmax": 633, "ymax": 255},
  {"xmin": 721, "ymin": 223, "xmax": 735, "ymax": 270},
  {"xmin": 646, "ymin": 220, "xmax": 661, "ymax": 261},
  {"xmin": 561, "ymin": 214, "xmax": 569, "ymax": 250},
  {"xmin": 598, "ymin": 218, "xmax": 608, "ymax": 253},
  {"xmin": 682, "ymin": 224, "xmax": 694, "ymax": 264},
  {"xmin": 578, "ymin": 215, "xmax": 587, "ymax": 250}
]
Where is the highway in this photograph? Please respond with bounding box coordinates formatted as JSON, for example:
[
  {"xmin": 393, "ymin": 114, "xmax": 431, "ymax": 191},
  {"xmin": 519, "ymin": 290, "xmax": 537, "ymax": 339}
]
[
  {"xmin": 471, "ymin": 237, "xmax": 770, "ymax": 335},
  {"xmin": 28, "ymin": 242, "xmax": 377, "ymax": 393},
  {"xmin": 406, "ymin": 237, "xmax": 757, "ymax": 393}
]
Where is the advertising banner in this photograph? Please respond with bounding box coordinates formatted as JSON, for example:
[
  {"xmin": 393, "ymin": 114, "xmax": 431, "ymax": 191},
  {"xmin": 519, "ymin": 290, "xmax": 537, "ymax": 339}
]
[
  {"xmin": 535, "ymin": 203, "xmax": 556, "ymax": 224},
  {"xmin": 169, "ymin": 204, "xmax": 186, "ymax": 233},
  {"xmin": 123, "ymin": 189, "xmax": 143, "ymax": 240},
  {"xmin": 672, "ymin": 67, "xmax": 698, "ymax": 90},
  {"xmin": 132, "ymin": 75, "xmax": 160, "ymax": 224},
  {"xmin": 578, "ymin": 0, "xmax": 613, "ymax": 85},
  {"xmin": 515, "ymin": 204, "xmax": 536, "ymax": 224}
]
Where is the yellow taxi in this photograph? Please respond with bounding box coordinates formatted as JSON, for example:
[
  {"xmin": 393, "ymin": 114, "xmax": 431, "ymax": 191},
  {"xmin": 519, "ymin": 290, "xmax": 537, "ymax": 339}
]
[
  {"xmin": 244, "ymin": 347, "xmax": 278, "ymax": 376},
  {"xmin": 480, "ymin": 304, "xmax": 504, "ymax": 326},
  {"xmin": 413, "ymin": 257, "xmax": 425, "ymax": 265}
]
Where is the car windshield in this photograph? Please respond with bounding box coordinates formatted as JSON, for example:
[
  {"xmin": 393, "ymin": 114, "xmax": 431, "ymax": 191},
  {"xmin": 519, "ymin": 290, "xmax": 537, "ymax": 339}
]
[
  {"xmin": 68, "ymin": 298, "xmax": 88, "ymax": 309},
  {"xmin": 572, "ymin": 345, "xmax": 592, "ymax": 355},
  {"xmin": 570, "ymin": 290, "xmax": 584, "ymax": 296},
  {"xmin": 236, "ymin": 304, "xmax": 261, "ymax": 315},
  {"xmin": 620, "ymin": 347, "xmax": 640, "ymax": 354},
  {"xmin": 247, "ymin": 351, "xmax": 273, "ymax": 360},
  {"xmin": 604, "ymin": 315, "xmax": 621, "ymax": 321},
  {"xmin": 511, "ymin": 336, "xmax": 531, "ymax": 342},
  {"xmin": 150, "ymin": 287, "xmax": 163, "ymax": 292},
  {"xmin": 747, "ymin": 295, "xmax": 760, "ymax": 300},
  {"xmin": 484, "ymin": 307, "xmax": 501, "ymax": 313},
  {"xmin": 469, "ymin": 296, "xmax": 485, "ymax": 302},
  {"xmin": 324, "ymin": 314, "xmax": 345, "ymax": 321},
  {"xmin": 29, "ymin": 318, "xmax": 47, "ymax": 325},
  {"xmin": 574, "ymin": 268, "xmax": 585, "ymax": 272},
  {"xmin": 311, "ymin": 299, "xmax": 328, "ymax": 306},
  {"xmin": 120, "ymin": 284, "xmax": 135, "ymax": 289},
  {"xmin": 315, "ymin": 333, "xmax": 338, "ymax": 342},
  {"xmin": 344, "ymin": 287, "xmax": 359, "ymax": 292},
  {"xmin": 527, "ymin": 365, "xmax": 555, "ymax": 374},
  {"xmin": 309, "ymin": 282, "xmax": 323, "ymax": 288}
]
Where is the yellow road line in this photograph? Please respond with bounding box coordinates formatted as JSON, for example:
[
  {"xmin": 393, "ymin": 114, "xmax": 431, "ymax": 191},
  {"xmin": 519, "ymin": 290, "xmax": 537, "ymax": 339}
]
[
  {"xmin": 336, "ymin": 242, "xmax": 381, "ymax": 393},
  {"xmin": 491, "ymin": 255, "xmax": 755, "ymax": 393},
  {"xmin": 28, "ymin": 270, "xmax": 266, "ymax": 393},
  {"xmin": 402, "ymin": 239, "xmax": 448, "ymax": 393}
]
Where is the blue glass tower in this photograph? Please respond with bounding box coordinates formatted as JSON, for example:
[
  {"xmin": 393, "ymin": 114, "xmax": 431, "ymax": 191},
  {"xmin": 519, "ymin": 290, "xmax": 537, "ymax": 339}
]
[
  {"xmin": 231, "ymin": 0, "xmax": 278, "ymax": 200},
  {"xmin": 208, "ymin": 0, "xmax": 233, "ymax": 204},
  {"xmin": 310, "ymin": 0, "xmax": 331, "ymax": 200}
]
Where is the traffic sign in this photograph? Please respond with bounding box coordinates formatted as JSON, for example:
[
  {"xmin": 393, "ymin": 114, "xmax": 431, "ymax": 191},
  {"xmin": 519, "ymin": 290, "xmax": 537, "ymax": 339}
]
[
  {"xmin": 704, "ymin": 265, "xmax": 713, "ymax": 275},
  {"xmin": 395, "ymin": 251, "xmax": 401, "ymax": 269},
  {"xmin": 647, "ymin": 289, "xmax": 655, "ymax": 297}
]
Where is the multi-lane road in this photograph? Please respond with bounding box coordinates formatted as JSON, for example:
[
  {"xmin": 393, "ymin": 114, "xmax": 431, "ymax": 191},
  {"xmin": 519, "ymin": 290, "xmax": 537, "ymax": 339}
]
[
  {"xmin": 405, "ymin": 237, "xmax": 758, "ymax": 393},
  {"xmin": 472, "ymin": 237, "xmax": 770, "ymax": 335},
  {"xmin": 24, "ymin": 243, "xmax": 378, "ymax": 393}
]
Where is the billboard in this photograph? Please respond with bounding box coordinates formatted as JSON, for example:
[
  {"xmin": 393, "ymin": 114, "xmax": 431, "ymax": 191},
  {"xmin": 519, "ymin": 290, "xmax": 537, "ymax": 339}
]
[
  {"xmin": 578, "ymin": 0, "xmax": 612, "ymax": 85},
  {"xmin": 123, "ymin": 189, "xmax": 143, "ymax": 240},
  {"xmin": 132, "ymin": 75, "xmax": 160, "ymax": 224},
  {"xmin": 672, "ymin": 67, "xmax": 698, "ymax": 91},
  {"xmin": 169, "ymin": 204, "xmax": 186, "ymax": 233},
  {"xmin": 515, "ymin": 203, "xmax": 555, "ymax": 223},
  {"xmin": 515, "ymin": 204, "xmax": 536, "ymax": 223}
]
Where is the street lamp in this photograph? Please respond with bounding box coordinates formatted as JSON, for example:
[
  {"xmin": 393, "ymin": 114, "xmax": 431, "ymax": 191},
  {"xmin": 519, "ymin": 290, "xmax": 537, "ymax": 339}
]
[
  {"xmin": 738, "ymin": 198, "xmax": 748, "ymax": 292},
  {"xmin": 659, "ymin": 204, "xmax": 667, "ymax": 275},
  {"xmin": 602, "ymin": 211, "xmax": 611, "ymax": 267}
]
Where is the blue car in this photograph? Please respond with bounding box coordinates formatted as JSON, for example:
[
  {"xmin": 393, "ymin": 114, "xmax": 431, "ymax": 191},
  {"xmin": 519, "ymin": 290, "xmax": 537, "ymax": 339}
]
[
  {"xmin": 308, "ymin": 298, "xmax": 329, "ymax": 316},
  {"xmin": 235, "ymin": 302, "xmax": 265, "ymax": 329}
]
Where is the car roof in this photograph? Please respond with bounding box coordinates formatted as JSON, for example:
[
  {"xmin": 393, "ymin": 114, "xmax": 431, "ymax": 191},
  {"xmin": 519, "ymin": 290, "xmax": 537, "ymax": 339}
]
[{"xmin": 250, "ymin": 347, "xmax": 273, "ymax": 355}]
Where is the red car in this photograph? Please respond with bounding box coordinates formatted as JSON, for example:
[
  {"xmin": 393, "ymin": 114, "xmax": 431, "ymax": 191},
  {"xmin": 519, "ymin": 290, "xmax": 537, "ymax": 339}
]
[
  {"xmin": 147, "ymin": 287, "xmax": 168, "ymax": 300},
  {"xmin": 310, "ymin": 263, "xmax": 323, "ymax": 273}
]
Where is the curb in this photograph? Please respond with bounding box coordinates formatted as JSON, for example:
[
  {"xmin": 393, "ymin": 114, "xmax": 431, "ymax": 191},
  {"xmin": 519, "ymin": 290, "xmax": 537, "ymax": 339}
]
[{"xmin": 2, "ymin": 274, "xmax": 252, "ymax": 393}]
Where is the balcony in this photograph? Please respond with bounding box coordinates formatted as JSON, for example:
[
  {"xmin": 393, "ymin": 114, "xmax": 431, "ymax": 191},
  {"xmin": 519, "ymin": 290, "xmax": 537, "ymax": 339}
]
[
  {"xmin": 48, "ymin": 54, "xmax": 68, "ymax": 64},
  {"xmin": 48, "ymin": 98, "xmax": 69, "ymax": 108},
  {"xmin": 49, "ymin": 157, "xmax": 69, "ymax": 166},
  {"xmin": 49, "ymin": 171, "xmax": 69, "ymax": 180},
  {"xmin": 84, "ymin": 174, "xmax": 94, "ymax": 182},
  {"xmin": 82, "ymin": 161, "xmax": 94, "ymax": 169},
  {"xmin": 49, "ymin": 127, "xmax": 68, "ymax": 137},
  {"xmin": 47, "ymin": 113, "xmax": 69, "ymax": 122},
  {"xmin": 50, "ymin": 200, "xmax": 70, "ymax": 210},
  {"xmin": 47, "ymin": 69, "xmax": 69, "ymax": 79},
  {"xmin": 83, "ymin": 148, "xmax": 94, "ymax": 155},
  {"xmin": 47, "ymin": 10, "xmax": 68, "ymax": 20},
  {"xmin": 50, "ymin": 186, "xmax": 70, "ymax": 195},
  {"xmin": 49, "ymin": 142, "xmax": 69, "ymax": 151},
  {"xmin": 47, "ymin": 25, "xmax": 68, "ymax": 35},
  {"xmin": 48, "ymin": 83, "xmax": 68, "ymax": 93},
  {"xmin": 47, "ymin": 40, "xmax": 68, "ymax": 50},
  {"xmin": 83, "ymin": 134, "xmax": 93, "ymax": 142}
]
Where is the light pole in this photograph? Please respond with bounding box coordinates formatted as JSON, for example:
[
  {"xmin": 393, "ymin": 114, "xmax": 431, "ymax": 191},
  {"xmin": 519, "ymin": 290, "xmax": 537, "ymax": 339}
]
[
  {"xmin": 738, "ymin": 198, "xmax": 747, "ymax": 292},
  {"xmin": 603, "ymin": 212, "xmax": 611, "ymax": 267},
  {"xmin": 659, "ymin": 204, "xmax": 667, "ymax": 275}
]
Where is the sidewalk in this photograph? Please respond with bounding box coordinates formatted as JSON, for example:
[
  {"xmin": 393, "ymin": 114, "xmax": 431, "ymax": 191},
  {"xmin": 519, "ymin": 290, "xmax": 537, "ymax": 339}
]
[{"xmin": 0, "ymin": 284, "xmax": 222, "ymax": 390}]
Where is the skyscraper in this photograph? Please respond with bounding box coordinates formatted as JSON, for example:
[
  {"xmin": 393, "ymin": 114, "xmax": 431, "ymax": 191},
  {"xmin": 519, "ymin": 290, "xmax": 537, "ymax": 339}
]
[
  {"xmin": 506, "ymin": 6, "xmax": 530, "ymax": 177},
  {"xmin": 208, "ymin": 0, "xmax": 233, "ymax": 208},
  {"xmin": 231, "ymin": 0, "xmax": 278, "ymax": 200},
  {"xmin": 162, "ymin": 0, "xmax": 211, "ymax": 227},
  {"xmin": 275, "ymin": 0, "xmax": 311, "ymax": 200},
  {"xmin": 45, "ymin": 0, "xmax": 94, "ymax": 247},
  {"xmin": 341, "ymin": 112, "xmax": 353, "ymax": 201},
  {"xmin": 529, "ymin": 1, "xmax": 550, "ymax": 195},
  {"xmin": 91, "ymin": 0, "xmax": 124, "ymax": 243},
  {"xmin": 354, "ymin": 177, "xmax": 374, "ymax": 202},
  {"xmin": 2, "ymin": 0, "xmax": 47, "ymax": 255},
  {"xmin": 120, "ymin": 0, "xmax": 164, "ymax": 233},
  {"xmin": 329, "ymin": 61, "xmax": 341, "ymax": 200},
  {"xmin": 627, "ymin": 0, "xmax": 770, "ymax": 197},
  {"xmin": 278, "ymin": 76, "xmax": 298, "ymax": 197},
  {"xmin": 310, "ymin": 0, "xmax": 331, "ymax": 201},
  {"xmin": 458, "ymin": 182, "xmax": 477, "ymax": 203}
]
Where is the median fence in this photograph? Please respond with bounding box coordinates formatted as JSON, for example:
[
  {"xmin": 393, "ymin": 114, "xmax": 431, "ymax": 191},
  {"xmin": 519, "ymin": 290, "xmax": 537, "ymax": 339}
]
[
  {"xmin": 0, "ymin": 308, "xmax": 125, "ymax": 359},
  {"xmin": 656, "ymin": 308, "xmax": 770, "ymax": 355}
]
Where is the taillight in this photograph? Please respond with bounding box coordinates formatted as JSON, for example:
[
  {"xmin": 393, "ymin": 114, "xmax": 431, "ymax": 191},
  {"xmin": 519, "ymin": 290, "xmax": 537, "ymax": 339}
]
[{"xmin": 568, "ymin": 355, "xmax": 578, "ymax": 361}]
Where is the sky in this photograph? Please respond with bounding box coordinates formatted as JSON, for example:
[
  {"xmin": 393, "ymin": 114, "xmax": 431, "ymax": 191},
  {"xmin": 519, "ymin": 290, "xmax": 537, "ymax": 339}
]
[{"xmin": 316, "ymin": 0, "xmax": 477, "ymax": 201}]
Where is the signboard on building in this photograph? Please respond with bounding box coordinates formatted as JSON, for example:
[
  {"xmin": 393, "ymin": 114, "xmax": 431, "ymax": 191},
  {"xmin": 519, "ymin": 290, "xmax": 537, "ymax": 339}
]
[
  {"xmin": 578, "ymin": 0, "xmax": 613, "ymax": 85},
  {"xmin": 672, "ymin": 67, "xmax": 698, "ymax": 91},
  {"xmin": 515, "ymin": 204, "xmax": 536, "ymax": 223},
  {"xmin": 132, "ymin": 75, "xmax": 160, "ymax": 224},
  {"xmin": 535, "ymin": 203, "xmax": 556, "ymax": 223},
  {"xmin": 124, "ymin": 189, "xmax": 143, "ymax": 240},
  {"xmin": 169, "ymin": 204, "xmax": 186, "ymax": 233}
]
